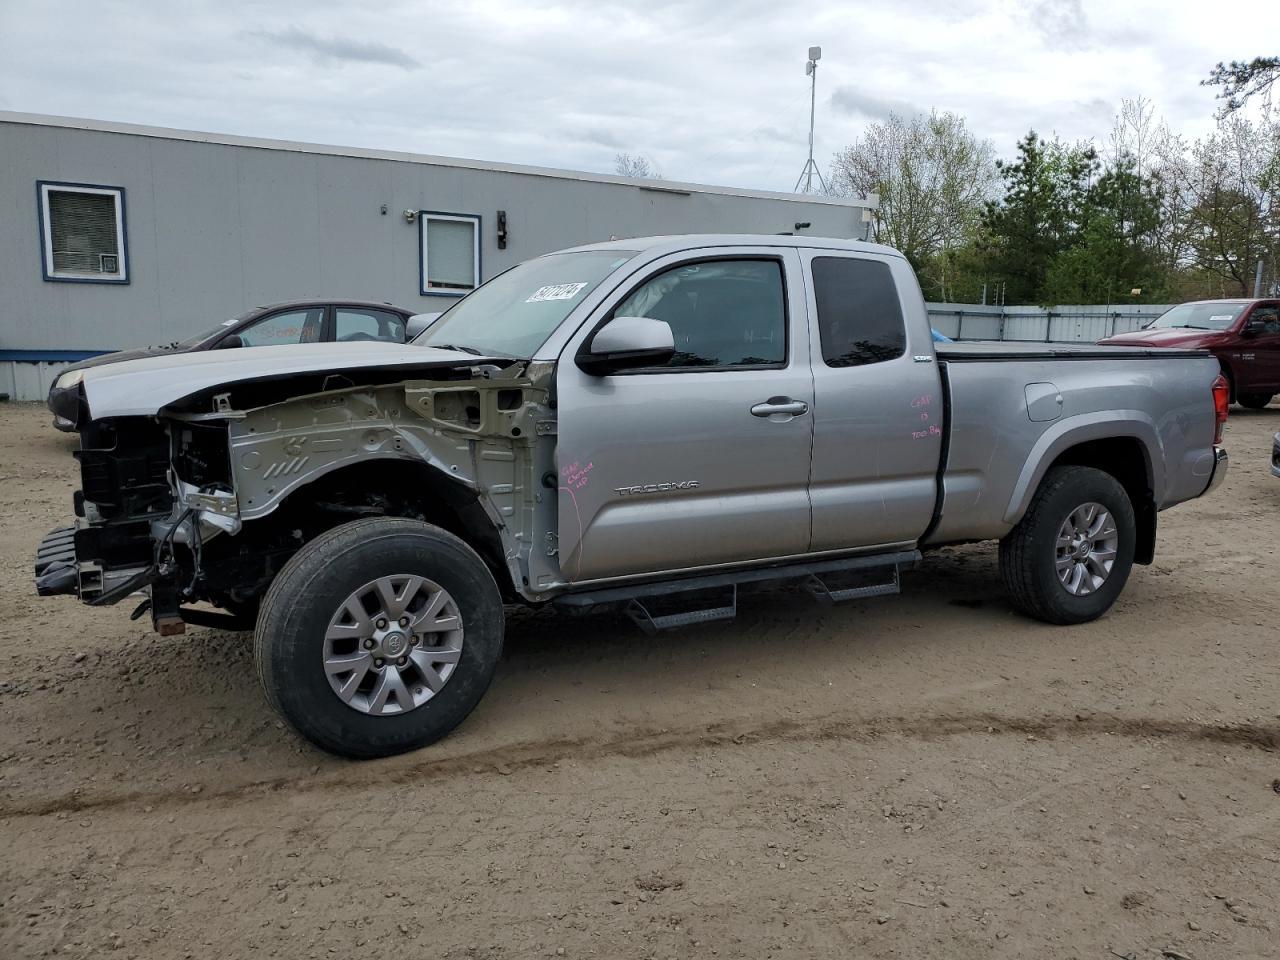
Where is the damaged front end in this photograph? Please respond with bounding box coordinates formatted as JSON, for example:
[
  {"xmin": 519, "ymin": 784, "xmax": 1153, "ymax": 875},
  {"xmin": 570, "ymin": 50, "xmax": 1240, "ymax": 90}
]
[
  {"xmin": 35, "ymin": 409, "xmax": 249, "ymax": 633},
  {"xmin": 35, "ymin": 355, "xmax": 563, "ymax": 635}
]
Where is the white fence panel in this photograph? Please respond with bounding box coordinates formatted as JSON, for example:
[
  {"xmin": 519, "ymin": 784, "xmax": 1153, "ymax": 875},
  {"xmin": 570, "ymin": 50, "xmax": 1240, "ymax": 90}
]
[{"xmin": 926, "ymin": 303, "xmax": 1173, "ymax": 343}]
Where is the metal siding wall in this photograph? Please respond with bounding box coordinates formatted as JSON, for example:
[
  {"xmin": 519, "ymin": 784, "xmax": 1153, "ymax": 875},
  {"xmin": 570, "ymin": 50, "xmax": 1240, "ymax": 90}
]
[
  {"xmin": 48, "ymin": 126, "xmax": 159, "ymax": 350},
  {"xmin": 0, "ymin": 119, "xmax": 865, "ymax": 373},
  {"xmin": 0, "ymin": 131, "xmax": 61, "ymax": 350},
  {"xmin": 150, "ymin": 138, "xmax": 245, "ymax": 338},
  {"xmin": 1, "ymin": 360, "xmax": 76, "ymax": 401}
]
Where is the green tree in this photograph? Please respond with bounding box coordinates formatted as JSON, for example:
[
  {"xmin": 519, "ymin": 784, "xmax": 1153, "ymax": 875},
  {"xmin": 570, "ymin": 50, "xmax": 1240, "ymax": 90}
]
[
  {"xmin": 979, "ymin": 131, "xmax": 1098, "ymax": 304},
  {"xmin": 1042, "ymin": 157, "xmax": 1172, "ymax": 304},
  {"xmin": 1203, "ymin": 56, "xmax": 1280, "ymax": 113}
]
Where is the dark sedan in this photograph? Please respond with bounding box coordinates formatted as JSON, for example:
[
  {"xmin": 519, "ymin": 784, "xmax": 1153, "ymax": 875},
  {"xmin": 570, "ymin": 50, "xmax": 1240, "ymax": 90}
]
[{"xmin": 48, "ymin": 299, "xmax": 426, "ymax": 429}]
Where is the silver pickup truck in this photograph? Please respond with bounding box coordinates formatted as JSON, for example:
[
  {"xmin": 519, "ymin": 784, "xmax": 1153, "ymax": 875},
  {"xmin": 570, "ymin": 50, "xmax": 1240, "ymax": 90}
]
[{"xmin": 37, "ymin": 235, "xmax": 1230, "ymax": 757}]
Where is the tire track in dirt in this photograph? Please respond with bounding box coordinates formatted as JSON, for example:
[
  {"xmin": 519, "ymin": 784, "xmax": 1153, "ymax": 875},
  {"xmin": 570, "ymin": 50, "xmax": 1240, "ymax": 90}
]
[{"xmin": 3, "ymin": 710, "xmax": 1275, "ymax": 820}]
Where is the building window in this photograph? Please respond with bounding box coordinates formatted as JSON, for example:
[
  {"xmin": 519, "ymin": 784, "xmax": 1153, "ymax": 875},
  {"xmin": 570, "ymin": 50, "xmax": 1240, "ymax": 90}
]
[
  {"xmin": 420, "ymin": 212, "xmax": 480, "ymax": 296},
  {"xmin": 37, "ymin": 181, "xmax": 129, "ymax": 284}
]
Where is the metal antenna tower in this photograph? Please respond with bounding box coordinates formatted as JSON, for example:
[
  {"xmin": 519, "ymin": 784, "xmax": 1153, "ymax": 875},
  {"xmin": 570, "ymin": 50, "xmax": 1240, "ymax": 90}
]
[{"xmin": 794, "ymin": 46, "xmax": 828, "ymax": 194}]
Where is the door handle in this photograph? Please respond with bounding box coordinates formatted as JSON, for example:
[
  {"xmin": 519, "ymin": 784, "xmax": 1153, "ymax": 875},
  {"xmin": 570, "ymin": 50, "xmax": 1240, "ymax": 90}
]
[{"xmin": 750, "ymin": 397, "xmax": 809, "ymax": 418}]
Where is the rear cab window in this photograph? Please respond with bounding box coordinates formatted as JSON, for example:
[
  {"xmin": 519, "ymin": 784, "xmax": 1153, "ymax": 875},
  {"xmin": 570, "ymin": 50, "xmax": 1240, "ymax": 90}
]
[{"xmin": 811, "ymin": 257, "xmax": 905, "ymax": 367}]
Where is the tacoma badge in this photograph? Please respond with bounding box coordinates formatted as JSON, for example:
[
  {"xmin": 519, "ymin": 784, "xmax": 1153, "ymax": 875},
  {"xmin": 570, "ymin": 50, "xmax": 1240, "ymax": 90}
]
[{"xmin": 614, "ymin": 481, "xmax": 701, "ymax": 496}]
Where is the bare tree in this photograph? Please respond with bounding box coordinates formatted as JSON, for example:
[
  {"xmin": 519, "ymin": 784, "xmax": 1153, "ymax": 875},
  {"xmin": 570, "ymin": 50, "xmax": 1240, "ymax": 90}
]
[
  {"xmin": 1109, "ymin": 97, "xmax": 1196, "ymax": 273},
  {"xmin": 615, "ymin": 153, "xmax": 662, "ymax": 180},
  {"xmin": 1180, "ymin": 108, "xmax": 1280, "ymax": 294},
  {"xmin": 828, "ymin": 110, "xmax": 997, "ymax": 300}
]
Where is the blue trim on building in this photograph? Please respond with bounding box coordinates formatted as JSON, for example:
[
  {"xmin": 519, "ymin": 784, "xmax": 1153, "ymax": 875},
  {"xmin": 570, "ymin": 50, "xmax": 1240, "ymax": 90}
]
[
  {"xmin": 0, "ymin": 349, "xmax": 114, "ymax": 362},
  {"xmin": 36, "ymin": 180, "xmax": 131, "ymax": 285}
]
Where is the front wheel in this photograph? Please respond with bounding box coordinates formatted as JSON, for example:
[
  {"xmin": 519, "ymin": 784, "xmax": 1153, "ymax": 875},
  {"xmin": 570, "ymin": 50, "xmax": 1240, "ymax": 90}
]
[
  {"xmin": 998, "ymin": 465, "xmax": 1136, "ymax": 625},
  {"xmin": 254, "ymin": 518, "xmax": 504, "ymax": 758},
  {"xmin": 1237, "ymin": 393, "xmax": 1273, "ymax": 410}
]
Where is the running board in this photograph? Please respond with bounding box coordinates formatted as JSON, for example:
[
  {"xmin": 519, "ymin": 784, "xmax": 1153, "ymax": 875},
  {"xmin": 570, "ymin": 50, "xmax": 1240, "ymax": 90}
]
[
  {"xmin": 556, "ymin": 550, "xmax": 918, "ymax": 632},
  {"xmin": 625, "ymin": 587, "xmax": 738, "ymax": 635},
  {"xmin": 804, "ymin": 567, "xmax": 900, "ymax": 605}
]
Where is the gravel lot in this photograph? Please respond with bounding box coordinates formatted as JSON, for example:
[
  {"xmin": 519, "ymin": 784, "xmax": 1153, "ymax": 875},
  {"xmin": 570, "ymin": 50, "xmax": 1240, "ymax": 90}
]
[{"xmin": 1, "ymin": 399, "xmax": 1278, "ymax": 960}]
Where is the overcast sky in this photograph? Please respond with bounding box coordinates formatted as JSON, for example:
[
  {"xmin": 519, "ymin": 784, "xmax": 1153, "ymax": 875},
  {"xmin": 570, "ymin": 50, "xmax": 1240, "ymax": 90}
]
[{"xmin": 1, "ymin": 0, "xmax": 1274, "ymax": 192}]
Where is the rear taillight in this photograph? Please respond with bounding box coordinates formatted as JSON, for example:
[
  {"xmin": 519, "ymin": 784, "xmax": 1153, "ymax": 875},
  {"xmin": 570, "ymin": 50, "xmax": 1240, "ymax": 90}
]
[{"xmin": 1212, "ymin": 373, "xmax": 1229, "ymax": 444}]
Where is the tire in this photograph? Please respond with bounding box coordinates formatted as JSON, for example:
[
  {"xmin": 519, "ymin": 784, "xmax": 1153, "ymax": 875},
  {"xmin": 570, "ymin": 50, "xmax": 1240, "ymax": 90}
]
[
  {"xmin": 254, "ymin": 517, "xmax": 504, "ymax": 758},
  {"xmin": 1237, "ymin": 393, "xmax": 1273, "ymax": 410},
  {"xmin": 998, "ymin": 465, "xmax": 1136, "ymax": 625}
]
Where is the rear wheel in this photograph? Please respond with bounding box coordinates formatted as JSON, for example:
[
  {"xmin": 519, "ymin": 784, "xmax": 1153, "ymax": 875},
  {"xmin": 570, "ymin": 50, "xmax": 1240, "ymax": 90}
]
[
  {"xmin": 1237, "ymin": 393, "xmax": 1273, "ymax": 410},
  {"xmin": 254, "ymin": 517, "xmax": 504, "ymax": 758},
  {"xmin": 999, "ymin": 466, "xmax": 1136, "ymax": 625}
]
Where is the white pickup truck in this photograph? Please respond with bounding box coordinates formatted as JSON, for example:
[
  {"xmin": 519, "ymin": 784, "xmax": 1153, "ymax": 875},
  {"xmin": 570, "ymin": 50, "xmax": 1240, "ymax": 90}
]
[{"xmin": 37, "ymin": 235, "xmax": 1230, "ymax": 757}]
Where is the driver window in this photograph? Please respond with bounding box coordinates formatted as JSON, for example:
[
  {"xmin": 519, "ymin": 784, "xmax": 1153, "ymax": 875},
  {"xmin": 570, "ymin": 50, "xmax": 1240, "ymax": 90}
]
[
  {"xmin": 335, "ymin": 308, "xmax": 406, "ymax": 343},
  {"xmin": 613, "ymin": 259, "xmax": 786, "ymax": 368},
  {"xmin": 238, "ymin": 308, "xmax": 324, "ymax": 347},
  {"xmin": 1253, "ymin": 306, "xmax": 1280, "ymax": 335}
]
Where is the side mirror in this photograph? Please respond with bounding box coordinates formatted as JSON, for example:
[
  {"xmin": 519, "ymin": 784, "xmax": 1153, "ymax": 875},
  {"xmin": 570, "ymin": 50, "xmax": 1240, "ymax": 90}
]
[
  {"xmin": 215, "ymin": 334, "xmax": 244, "ymax": 349},
  {"xmin": 1242, "ymin": 318, "xmax": 1266, "ymax": 337},
  {"xmin": 577, "ymin": 316, "xmax": 675, "ymax": 375},
  {"xmin": 406, "ymin": 312, "xmax": 442, "ymax": 340}
]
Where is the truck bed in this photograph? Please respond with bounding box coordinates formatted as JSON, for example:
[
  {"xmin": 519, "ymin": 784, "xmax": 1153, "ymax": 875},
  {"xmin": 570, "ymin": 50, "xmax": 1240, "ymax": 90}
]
[
  {"xmin": 936, "ymin": 341, "xmax": 1209, "ymax": 362},
  {"xmin": 930, "ymin": 342, "xmax": 1221, "ymax": 549}
]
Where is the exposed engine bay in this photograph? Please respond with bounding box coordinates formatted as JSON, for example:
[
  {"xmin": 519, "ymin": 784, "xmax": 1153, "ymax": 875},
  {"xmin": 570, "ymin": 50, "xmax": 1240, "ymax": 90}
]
[{"xmin": 36, "ymin": 359, "xmax": 563, "ymax": 634}]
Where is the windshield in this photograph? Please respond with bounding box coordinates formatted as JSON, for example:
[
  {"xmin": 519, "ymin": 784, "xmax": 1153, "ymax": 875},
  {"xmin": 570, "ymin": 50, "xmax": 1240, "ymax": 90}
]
[
  {"xmin": 414, "ymin": 250, "xmax": 636, "ymax": 357},
  {"xmin": 1147, "ymin": 302, "xmax": 1246, "ymax": 331}
]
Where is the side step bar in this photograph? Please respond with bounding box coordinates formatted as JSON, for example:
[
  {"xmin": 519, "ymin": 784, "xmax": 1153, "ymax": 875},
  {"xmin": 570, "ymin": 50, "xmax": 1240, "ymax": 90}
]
[
  {"xmin": 625, "ymin": 588, "xmax": 738, "ymax": 635},
  {"xmin": 557, "ymin": 550, "xmax": 918, "ymax": 632},
  {"xmin": 804, "ymin": 566, "xmax": 901, "ymax": 605}
]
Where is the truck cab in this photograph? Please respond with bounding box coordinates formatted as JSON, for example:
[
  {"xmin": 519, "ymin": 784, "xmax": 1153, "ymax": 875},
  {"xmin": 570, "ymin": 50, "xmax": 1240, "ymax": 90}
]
[{"xmin": 544, "ymin": 244, "xmax": 941, "ymax": 582}]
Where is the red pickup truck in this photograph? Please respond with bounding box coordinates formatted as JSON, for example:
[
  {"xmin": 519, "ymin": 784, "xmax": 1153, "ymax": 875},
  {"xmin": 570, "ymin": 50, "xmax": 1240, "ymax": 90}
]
[{"xmin": 1100, "ymin": 299, "xmax": 1280, "ymax": 408}]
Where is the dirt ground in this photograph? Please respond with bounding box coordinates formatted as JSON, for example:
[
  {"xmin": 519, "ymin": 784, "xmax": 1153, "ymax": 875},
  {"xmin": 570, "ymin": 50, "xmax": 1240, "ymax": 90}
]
[{"xmin": 1, "ymin": 400, "xmax": 1278, "ymax": 960}]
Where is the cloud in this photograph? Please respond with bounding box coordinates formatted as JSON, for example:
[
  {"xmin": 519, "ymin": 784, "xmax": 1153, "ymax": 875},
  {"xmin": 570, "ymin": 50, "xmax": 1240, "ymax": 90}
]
[
  {"xmin": 248, "ymin": 25, "xmax": 419, "ymax": 70},
  {"xmin": 1024, "ymin": 0, "xmax": 1091, "ymax": 50},
  {"xmin": 829, "ymin": 87, "xmax": 919, "ymax": 121},
  {"xmin": 0, "ymin": 0, "xmax": 1252, "ymax": 191},
  {"xmin": 575, "ymin": 127, "xmax": 626, "ymax": 149}
]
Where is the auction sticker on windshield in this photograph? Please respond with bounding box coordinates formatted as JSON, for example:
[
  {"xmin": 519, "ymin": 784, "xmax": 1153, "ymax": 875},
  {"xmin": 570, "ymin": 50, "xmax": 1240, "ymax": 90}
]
[
  {"xmin": 527, "ymin": 283, "xmax": 589, "ymax": 303},
  {"xmin": 1209, "ymin": 315, "xmax": 1234, "ymax": 323}
]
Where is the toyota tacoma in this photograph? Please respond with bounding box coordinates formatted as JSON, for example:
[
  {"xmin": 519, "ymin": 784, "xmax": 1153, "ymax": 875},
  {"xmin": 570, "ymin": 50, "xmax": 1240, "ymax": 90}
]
[{"xmin": 36, "ymin": 235, "xmax": 1231, "ymax": 757}]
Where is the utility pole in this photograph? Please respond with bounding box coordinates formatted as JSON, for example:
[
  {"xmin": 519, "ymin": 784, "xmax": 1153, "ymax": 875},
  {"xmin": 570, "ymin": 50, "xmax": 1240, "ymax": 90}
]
[
  {"xmin": 794, "ymin": 46, "xmax": 828, "ymax": 194},
  {"xmin": 1254, "ymin": 258, "xmax": 1264, "ymax": 298}
]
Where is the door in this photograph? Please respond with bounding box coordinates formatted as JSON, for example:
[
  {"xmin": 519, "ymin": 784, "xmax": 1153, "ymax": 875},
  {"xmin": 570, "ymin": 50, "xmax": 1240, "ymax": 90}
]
[
  {"xmin": 1240, "ymin": 302, "xmax": 1280, "ymax": 394},
  {"xmin": 801, "ymin": 251, "xmax": 943, "ymax": 551},
  {"xmin": 555, "ymin": 249, "xmax": 815, "ymax": 583}
]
